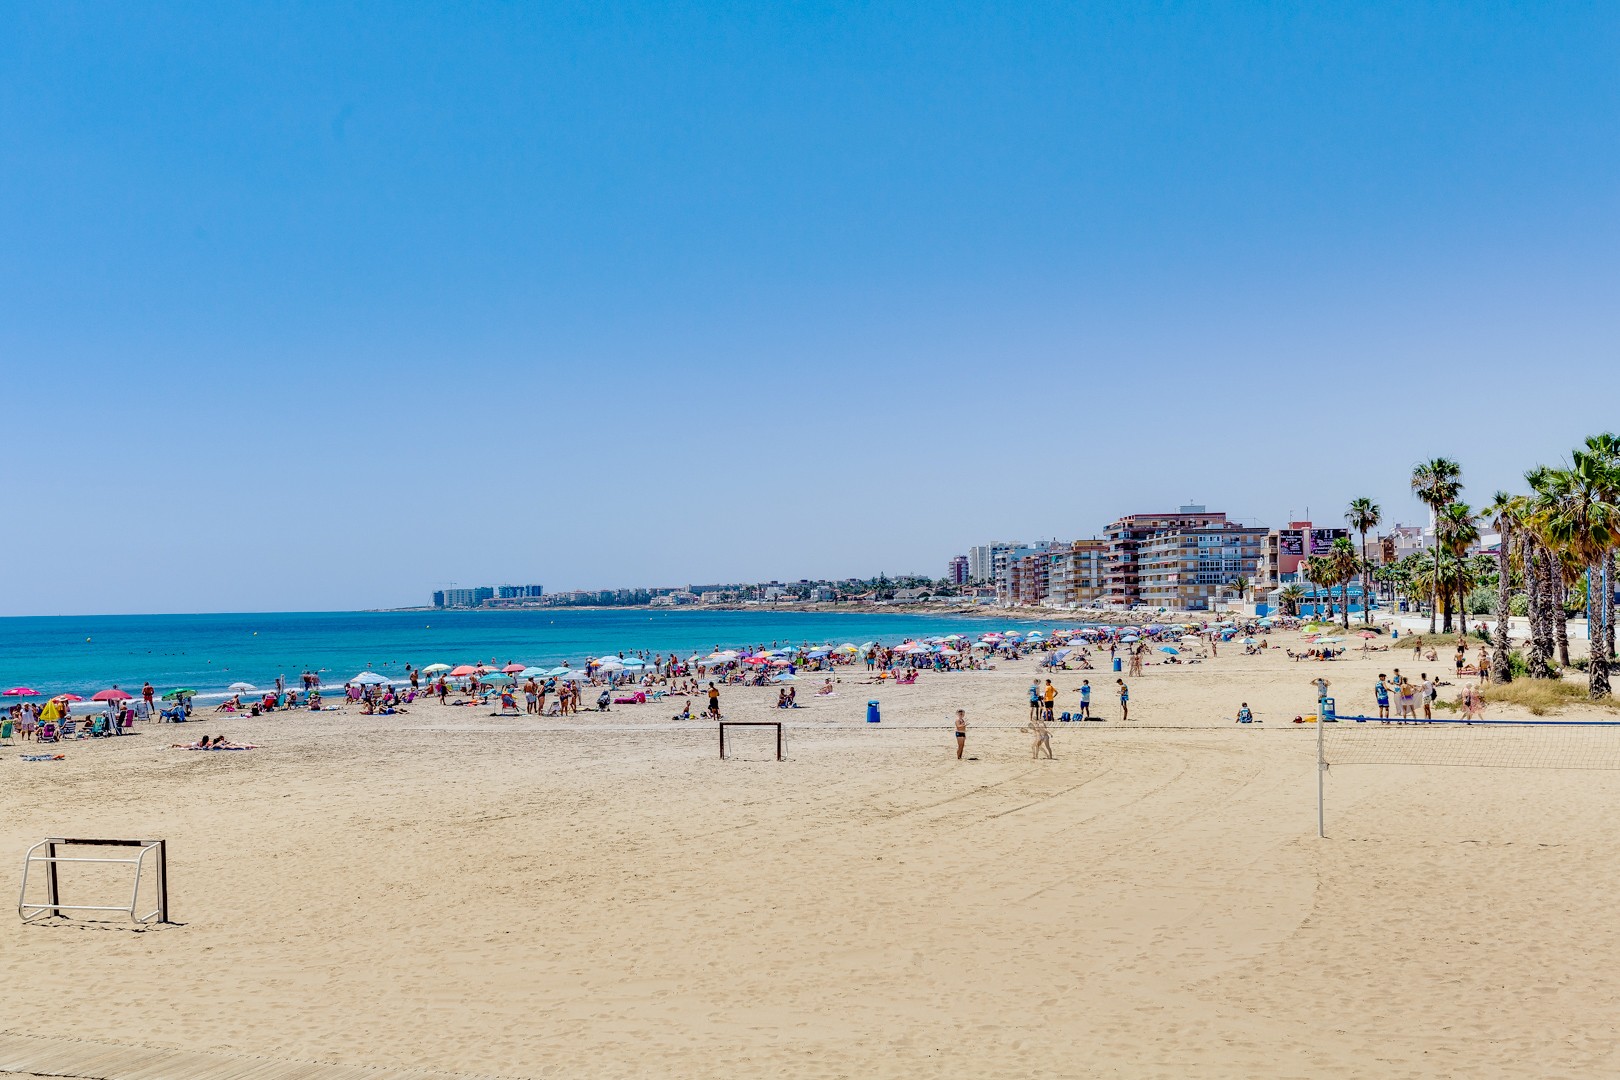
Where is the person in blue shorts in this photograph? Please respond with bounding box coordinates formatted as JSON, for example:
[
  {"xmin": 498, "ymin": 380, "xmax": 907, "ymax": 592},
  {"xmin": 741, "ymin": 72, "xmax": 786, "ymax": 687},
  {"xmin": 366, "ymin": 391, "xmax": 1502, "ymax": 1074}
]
[
  {"xmin": 1076, "ymin": 679, "xmax": 1091, "ymax": 720},
  {"xmin": 1375, "ymin": 674, "xmax": 1390, "ymax": 721}
]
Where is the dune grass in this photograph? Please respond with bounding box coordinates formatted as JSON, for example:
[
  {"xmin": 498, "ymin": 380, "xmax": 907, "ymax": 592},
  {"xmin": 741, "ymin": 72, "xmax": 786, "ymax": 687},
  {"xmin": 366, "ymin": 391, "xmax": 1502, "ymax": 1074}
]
[{"xmin": 1437, "ymin": 673, "xmax": 1620, "ymax": 716}]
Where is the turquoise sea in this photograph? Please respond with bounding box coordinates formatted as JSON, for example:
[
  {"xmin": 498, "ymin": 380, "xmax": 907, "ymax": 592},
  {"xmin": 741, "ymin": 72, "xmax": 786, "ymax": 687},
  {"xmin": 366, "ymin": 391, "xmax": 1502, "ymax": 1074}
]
[{"xmin": 0, "ymin": 608, "xmax": 1068, "ymax": 700}]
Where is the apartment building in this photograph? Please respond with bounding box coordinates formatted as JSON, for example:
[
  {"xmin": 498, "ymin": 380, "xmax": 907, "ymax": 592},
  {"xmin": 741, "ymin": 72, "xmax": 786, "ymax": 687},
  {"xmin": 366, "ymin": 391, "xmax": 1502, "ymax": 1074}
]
[
  {"xmin": 1102, "ymin": 506, "xmax": 1262, "ymax": 610},
  {"xmin": 1044, "ymin": 540, "xmax": 1108, "ymax": 607}
]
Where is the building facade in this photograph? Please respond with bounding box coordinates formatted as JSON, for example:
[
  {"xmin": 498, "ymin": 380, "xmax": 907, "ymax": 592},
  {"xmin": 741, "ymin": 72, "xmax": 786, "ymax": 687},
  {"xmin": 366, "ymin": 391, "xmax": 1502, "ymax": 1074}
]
[
  {"xmin": 946, "ymin": 555, "xmax": 970, "ymax": 586},
  {"xmin": 1102, "ymin": 506, "xmax": 1262, "ymax": 610}
]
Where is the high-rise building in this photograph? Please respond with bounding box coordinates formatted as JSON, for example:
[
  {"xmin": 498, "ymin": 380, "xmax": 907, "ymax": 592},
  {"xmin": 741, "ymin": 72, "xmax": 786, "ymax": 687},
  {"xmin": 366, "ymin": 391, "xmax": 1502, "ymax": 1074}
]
[
  {"xmin": 946, "ymin": 555, "xmax": 969, "ymax": 585},
  {"xmin": 431, "ymin": 590, "xmax": 445, "ymax": 608},
  {"xmin": 1103, "ymin": 506, "xmax": 1262, "ymax": 610}
]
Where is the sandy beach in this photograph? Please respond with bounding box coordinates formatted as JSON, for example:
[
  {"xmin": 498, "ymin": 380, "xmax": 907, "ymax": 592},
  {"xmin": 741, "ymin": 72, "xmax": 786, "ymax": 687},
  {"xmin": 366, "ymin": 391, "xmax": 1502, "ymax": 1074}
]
[{"xmin": 4, "ymin": 632, "xmax": 1618, "ymax": 1078}]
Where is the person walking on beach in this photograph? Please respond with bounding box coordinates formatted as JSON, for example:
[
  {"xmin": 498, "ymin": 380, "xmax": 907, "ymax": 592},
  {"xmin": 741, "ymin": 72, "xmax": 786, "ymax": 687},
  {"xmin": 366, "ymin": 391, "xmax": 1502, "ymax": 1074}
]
[
  {"xmin": 1024, "ymin": 712, "xmax": 1054, "ymax": 759},
  {"xmin": 1076, "ymin": 679, "xmax": 1091, "ymax": 720},
  {"xmin": 1420, "ymin": 673, "xmax": 1434, "ymax": 719},
  {"xmin": 1028, "ymin": 681, "xmax": 1040, "ymax": 721},
  {"xmin": 1375, "ymin": 675, "xmax": 1390, "ymax": 721},
  {"xmin": 142, "ymin": 682, "xmax": 154, "ymax": 714},
  {"xmin": 954, "ymin": 709, "xmax": 967, "ymax": 760},
  {"xmin": 1042, "ymin": 679, "xmax": 1057, "ymax": 722},
  {"xmin": 1116, "ymin": 678, "xmax": 1130, "ymax": 721},
  {"xmin": 707, "ymin": 682, "xmax": 720, "ymax": 719}
]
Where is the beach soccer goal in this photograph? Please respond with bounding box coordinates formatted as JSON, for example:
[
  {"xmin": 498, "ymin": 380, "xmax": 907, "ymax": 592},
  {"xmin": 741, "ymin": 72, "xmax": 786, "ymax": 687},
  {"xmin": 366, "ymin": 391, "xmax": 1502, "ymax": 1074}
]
[
  {"xmin": 18, "ymin": 838, "xmax": 169, "ymax": 925},
  {"xmin": 719, "ymin": 721, "xmax": 784, "ymax": 761},
  {"xmin": 1316, "ymin": 715, "xmax": 1620, "ymax": 837}
]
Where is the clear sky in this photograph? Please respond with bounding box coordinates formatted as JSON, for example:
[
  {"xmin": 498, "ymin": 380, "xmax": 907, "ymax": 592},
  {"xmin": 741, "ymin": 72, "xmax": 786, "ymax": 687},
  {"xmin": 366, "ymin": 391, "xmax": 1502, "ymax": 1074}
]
[{"xmin": 3, "ymin": 2, "xmax": 1617, "ymax": 615}]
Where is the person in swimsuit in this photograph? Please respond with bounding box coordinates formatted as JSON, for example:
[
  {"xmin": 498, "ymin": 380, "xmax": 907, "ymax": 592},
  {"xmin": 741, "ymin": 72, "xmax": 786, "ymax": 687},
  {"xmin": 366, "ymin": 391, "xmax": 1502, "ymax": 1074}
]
[
  {"xmin": 1375, "ymin": 675, "xmax": 1390, "ymax": 721},
  {"xmin": 954, "ymin": 709, "xmax": 967, "ymax": 760},
  {"xmin": 1025, "ymin": 713, "xmax": 1054, "ymax": 759},
  {"xmin": 1116, "ymin": 678, "xmax": 1130, "ymax": 721}
]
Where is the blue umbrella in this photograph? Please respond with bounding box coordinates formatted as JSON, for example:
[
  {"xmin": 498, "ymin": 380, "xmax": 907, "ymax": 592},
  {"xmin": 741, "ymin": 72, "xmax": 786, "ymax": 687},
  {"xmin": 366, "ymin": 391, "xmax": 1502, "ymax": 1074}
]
[{"xmin": 1159, "ymin": 646, "xmax": 1179, "ymax": 655}]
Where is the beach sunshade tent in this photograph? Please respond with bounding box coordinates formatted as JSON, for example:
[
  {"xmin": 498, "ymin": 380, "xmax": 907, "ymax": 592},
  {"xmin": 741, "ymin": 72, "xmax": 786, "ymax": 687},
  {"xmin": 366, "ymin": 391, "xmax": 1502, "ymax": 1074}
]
[
  {"xmin": 421, "ymin": 663, "xmax": 453, "ymax": 673},
  {"xmin": 351, "ymin": 672, "xmax": 390, "ymax": 685},
  {"xmin": 91, "ymin": 689, "xmax": 133, "ymax": 701}
]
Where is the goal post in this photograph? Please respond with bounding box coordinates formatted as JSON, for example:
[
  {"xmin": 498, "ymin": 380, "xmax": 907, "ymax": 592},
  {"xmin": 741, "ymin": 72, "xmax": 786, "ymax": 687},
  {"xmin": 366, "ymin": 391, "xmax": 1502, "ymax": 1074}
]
[
  {"xmin": 718, "ymin": 721, "xmax": 784, "ymax": 761},
  {"xmin": 18, "ymin": 838, "xmax": 169, "ymax": 925}
]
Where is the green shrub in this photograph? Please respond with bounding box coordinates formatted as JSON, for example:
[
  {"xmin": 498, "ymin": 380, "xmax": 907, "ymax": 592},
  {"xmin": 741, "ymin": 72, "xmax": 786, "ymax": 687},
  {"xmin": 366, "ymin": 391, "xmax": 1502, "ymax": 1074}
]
[{"xmin": 1510, "ymin": 594, "xmax": 1529, "ymax": 617}]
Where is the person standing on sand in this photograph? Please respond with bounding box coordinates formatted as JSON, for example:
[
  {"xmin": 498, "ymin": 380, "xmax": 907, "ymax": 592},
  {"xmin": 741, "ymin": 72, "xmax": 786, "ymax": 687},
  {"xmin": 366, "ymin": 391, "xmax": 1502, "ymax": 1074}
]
[
  {"xmin": 1420, "ymin": 673, "xmax": 1434, "ymax": 720},
  {"xmin": 707, "ymin": 682, "xmax": 720, "ymax": 719},
  {"xmin": 142, "ymin": 682, "xmax": 155, "ymax": 713},
  {"xmin": 1076, "ymin": 679, "xmax": 1091, "ymax": 720},
  {"xmin": 954, "ymin": 709, "xmax": 967, "ymax": 759},
  {"xmin": 1028, "ymin": 681, "xmax": 1040, "ymax": 721},
  {"xmin": 1042, "ymin": 679, "xmax": 1057, "ymax": 721},
  {"xmin": 1116, "ymin": 678, "xmax": 1130, "ymax": 721},
  {"xmin": 1376, "ymin": 675, "xmax": 1390, "ymax": 721},
  {"xmin": 523, "ymin": 677, "xmax": 539, "ymax": 715}
]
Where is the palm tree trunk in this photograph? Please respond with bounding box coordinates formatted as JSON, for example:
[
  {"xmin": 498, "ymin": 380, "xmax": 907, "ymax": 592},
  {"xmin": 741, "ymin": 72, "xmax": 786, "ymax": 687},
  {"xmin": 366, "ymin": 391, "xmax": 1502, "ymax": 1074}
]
[
  {"xmin": 1442, "ymin": 583, "xmax": 1454, "ymax": 634},
  {"xmin": 1592, "ymin": 557, "xmax": 1612, "ymax": 699},
  {"xmin": 1554, "ymin": 563, "xmax": 1571, "ymax": 669},
  {"xmin": 1341, "ymin": 577, "xmax": 1350, "ymax": 630},
  {"xmin": 1360, "ymin": 530, "xmax": 1371, "ymax": 625},
  {"xmin": 1491, "ymin": 529, "xmax": 1512, "ymax": 683},
  {"xmin": 1527, "ymin": 541, "xmax": 1553, "ymax": 679},
  {"xmin": 1607, "ymin": 552, "xmax": 1616, "ymax": 663},
  {"xmin": 1432, "ymin": 518, "xmax": 1445, "ymax": 634},
  {"xmin": 1459, "ymin": 581, "xmax": 1469, "ymax": 638}
]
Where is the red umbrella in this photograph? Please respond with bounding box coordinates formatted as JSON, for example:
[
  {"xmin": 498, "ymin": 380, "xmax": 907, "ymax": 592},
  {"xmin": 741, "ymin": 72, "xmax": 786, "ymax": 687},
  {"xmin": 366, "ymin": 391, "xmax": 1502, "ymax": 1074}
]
[
  {"xmin": 501, "ymin": 664, "xmax": 526, "ymax": 674},
  {"xmin": 449, "ymin": 665, "xmax": 479, "ymax": 677},
  {"xmin": 2, "ymin": 687, "xmax": 40, "ymax": 697},
  {"xmin": 52, "ymin": 694, "xmax": 84, "ymax": 703},
  {"xmin": 92, "ymin": 688, "xmax": 133, "ymax": 701}
]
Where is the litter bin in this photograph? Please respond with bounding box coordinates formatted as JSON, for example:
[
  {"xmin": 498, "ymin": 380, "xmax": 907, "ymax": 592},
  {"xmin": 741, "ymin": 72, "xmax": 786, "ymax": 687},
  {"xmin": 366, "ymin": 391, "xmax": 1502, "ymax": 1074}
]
[
  {"xmin": 1112, "ymin": 657, "xmax": 1122, "ymax": 672},
  {"xmin": 866, "ymin": 700, "xmax": 881, "ymax": 724},
  {"xmin": 1320, "ymin": 696, "xmax": 1337, "ymax": 723}
]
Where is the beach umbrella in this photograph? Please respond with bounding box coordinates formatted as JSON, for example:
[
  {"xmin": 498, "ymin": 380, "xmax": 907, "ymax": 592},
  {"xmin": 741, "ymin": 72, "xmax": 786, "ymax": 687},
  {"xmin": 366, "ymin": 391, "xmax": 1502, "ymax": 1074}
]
[
  {"xmin": 541, "ymin": 666, "xmax": 573, "ymax": 677},
  {"xmin": 835, "ymin": 643, "xmax": 858, "ymax": 653},
  {"xmin": 52, "ymin": 693, "xmax": 84, "ymax": 702},
  {"xmin": 91, "ymin": 688, "xmax": 133, "ymax": 701},
  {"xmin": 556, "ymin": 670, "xmax": 591, "ymax": 682},
  {"xmin": 596, "ymin": 660, "xmax": 626, "ymax": 672},
  {"xmin": 858, "ymin": 642, "xmax": 876, "ymax": 651},
  {"xmin": 501, "ymin": 664, "xmax": 526, "ymax": 674},
  {"xmin": 1357, "ymin": 631, "xmax": 1378, "ymax": 639},
  {"xmin": 351, "ymin": 671, "xmax": 390, "ymax": 685},
  {"xmin": 1318, "ymin": 637, "xmax": 1343, "ymax": 644},
  {"xmin": 161, "ymin": 688, "xmax": 197, "ymax": 700},
  {"xmin": 617, "ymin": 657, "xmax": 646, "ymax": 668},
  {"xmin": 770, "ymin": 658, "xmax": 792, "ymax": 667},
  {"xmin": 227, "ymin": 682, "xmax": 258, "ymax": 693},
  {"xmin": 807, "ymin": 648, "xmax": 831, "ymax": 658},
  {"xmin": 1241, "ymin": 637, "xmax": 1257, "ymax": 644},
  {"xmin": 1052, "ymin": 649, "xmax": 1070, "ymax": 660},
  {"xmin": 1159, "ymin": 646, "xmax": 1179, "ymax": 655},
  {"xmin": 518, "ymin": 667, "xmax": 548, "ymax": 678},
  {"xmin": 449, "ymin": 665, "xmax": 479, "ymax": 677},
  {"xmin": 2, "ymin": 687, "xmax": 41, "ymax": 697},
  {"xmin": 421, "ymin": 663, "xmax": 453, "ymax": 673},
  {"xmin": 481, "ymin": 672, "xmax": 514, "ymax": 683}
]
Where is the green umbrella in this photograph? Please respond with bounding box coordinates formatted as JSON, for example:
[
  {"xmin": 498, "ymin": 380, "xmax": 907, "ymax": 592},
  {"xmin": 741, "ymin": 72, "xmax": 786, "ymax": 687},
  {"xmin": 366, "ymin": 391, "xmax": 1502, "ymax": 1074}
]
[{"xmin": 161, "ymin": 688, "xmax": 197, "ymax": 701}]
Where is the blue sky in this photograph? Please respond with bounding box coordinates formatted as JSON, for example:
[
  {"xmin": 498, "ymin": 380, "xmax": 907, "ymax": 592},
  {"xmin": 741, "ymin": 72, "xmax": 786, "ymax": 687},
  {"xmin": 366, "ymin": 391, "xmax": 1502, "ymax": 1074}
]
[{"xmin": 3, "ymin": 2, "xmax": 1617, "ymax": 615}]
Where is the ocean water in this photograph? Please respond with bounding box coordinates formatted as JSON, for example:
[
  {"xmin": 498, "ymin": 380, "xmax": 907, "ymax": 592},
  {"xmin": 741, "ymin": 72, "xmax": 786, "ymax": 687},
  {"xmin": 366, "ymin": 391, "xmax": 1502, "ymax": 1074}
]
[{"xmin": 0, "ymin": 608, "xmax": 1069, "ymax": 699}]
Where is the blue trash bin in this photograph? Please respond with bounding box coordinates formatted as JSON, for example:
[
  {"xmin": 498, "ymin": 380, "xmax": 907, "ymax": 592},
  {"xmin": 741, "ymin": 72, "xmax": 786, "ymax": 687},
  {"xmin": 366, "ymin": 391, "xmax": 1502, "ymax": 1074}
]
[
  {"xmin": 866, "ymin": 700, "xmax": 881, "ymax": 724},
  {"xmin": 1112, "ymin": 657, "xmax": 1122, "ymax": 672},
  {"xmin": 1320, "ymin": 696, "xmax": 1337, "ymax": 723}
]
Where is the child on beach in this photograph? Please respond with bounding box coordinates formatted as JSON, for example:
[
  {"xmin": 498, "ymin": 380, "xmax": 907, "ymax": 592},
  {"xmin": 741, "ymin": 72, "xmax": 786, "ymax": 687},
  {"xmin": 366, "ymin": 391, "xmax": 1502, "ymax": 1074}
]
[{"xmin": 954, "ymin": 709, "xmax": 967, "ymax": 760}]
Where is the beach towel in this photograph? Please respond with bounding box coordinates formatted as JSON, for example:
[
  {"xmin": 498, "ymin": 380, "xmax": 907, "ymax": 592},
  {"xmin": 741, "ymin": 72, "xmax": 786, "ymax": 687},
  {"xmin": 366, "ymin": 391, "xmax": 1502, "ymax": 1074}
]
[
  {"xmin": 184, "ymin": 745, "xmax": 257, "ymax": 751},
  {"xmin": 22, "ymin": 754, "xmax": 65, "ymax": 761}
]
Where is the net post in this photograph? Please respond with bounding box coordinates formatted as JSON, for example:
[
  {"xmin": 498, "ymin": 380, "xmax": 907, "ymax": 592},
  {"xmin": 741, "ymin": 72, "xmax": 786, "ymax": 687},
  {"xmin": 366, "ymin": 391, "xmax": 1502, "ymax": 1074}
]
[
  {"xmin": 777, "ymin": 723, "xmax": 783, "ymax": 761},
  {"xmin": 155, "ymin": 840, "xmax": 169, "ymax": 924},
  {"xmin": 45, "ymin": 841, "xmax": 60, "ymax": 917},
  {"xmin": 719, "ymin": 723, "xmax": 724, "ymax": 760},
  {"xmin": 1317, "ymin": 711, "xmax": 1326, "ymax": 838}
]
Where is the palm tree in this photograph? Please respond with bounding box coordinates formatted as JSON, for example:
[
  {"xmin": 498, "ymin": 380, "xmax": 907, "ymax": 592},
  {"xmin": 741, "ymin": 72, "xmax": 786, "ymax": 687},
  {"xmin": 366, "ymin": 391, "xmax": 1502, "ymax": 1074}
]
[
  {"xmin": 1436, "ymin": 502, "xmax": 1479, "ymax": 635},
  {"xmin": 1345, "ymin": 498, "xmax": 1381, "ymax": 625},
  {"xmin": 1412, "ymin": 458, "xmax": 1463, "ymax": 633},
  {"xmin": 1523, "ymin": 466, "xmax": 1560, "ymax": 677},
  {"xmin": 1537, "ymin": 449, "xmax": 1620, "ymax": 699},
  {"xmin": 1581, "ymin": 433, "xmax": 1620, "ymax": 665},
  {"xmin": 1484, "ymin": 490, "xmax": 1521, "ymax": 683},
  {"xmin": 1302, "ymin": 555, "xmax": 1332, "ymax": 620},
  {"xmin": 1278, "ymin": 584, "xmax": 1305, "ymax": 616},
  {"xmin": 1330, "ymin": 536, "xmax": 1360, "ymax": 630}
]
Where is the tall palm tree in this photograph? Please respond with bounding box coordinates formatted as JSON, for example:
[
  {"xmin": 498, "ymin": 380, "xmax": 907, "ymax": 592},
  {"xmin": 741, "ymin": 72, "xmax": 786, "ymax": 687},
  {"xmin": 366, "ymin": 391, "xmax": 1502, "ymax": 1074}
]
[
  {"xmin": 1329, "ymin": 536, "xmax": 1360, "ymax": 630},
  {"xmin": 1523, "ymin": 465, "xmax": 1560, "ymax": 676},
  {"xmin": 1581, "ymin": 433, "xmax": 1620, "ymax": 665},
  {"xmin": 1538, "ymin": 449, "xmax": 1620, "ymax": 699},
  {"xmin": 1302, "ymin": 555, "xmax": 1331, "ymax": 620},
  {"xmin": 1484, "ymin": 490, "xmax": 1521, "ymax": 683},
  {"xmin": 1411, "ymin": 459, "xmax": 1463, "ymax": 633},
  {"xmin": 1278, "ymin": 583, "xmax": 1304, "ymax": 616},
  {"xmin": 1345, "ymin": 498, "xmax": 1381, "ymax": 625},
  {"xmin": 1436, "ymin": 502, "xmax": 1479, "ymax": 636}
]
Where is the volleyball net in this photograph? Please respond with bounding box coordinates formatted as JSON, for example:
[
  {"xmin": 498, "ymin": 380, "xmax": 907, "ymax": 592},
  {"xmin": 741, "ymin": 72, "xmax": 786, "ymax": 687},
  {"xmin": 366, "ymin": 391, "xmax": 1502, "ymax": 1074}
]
[{"xmin": 1315, "ymin": 715, "xmax": 1620, "ymax": 836}]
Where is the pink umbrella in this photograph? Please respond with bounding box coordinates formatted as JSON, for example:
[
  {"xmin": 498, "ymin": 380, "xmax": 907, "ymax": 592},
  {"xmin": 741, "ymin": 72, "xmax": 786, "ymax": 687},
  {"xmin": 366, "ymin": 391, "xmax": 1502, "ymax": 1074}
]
[
  {"xmin": 91, "ymin": 688, "xmax": 133, "ymax": 701},
  {"xmin": 501, "ymin": 664, "xmax": 526, "ymax": 674},
  {"xmin": 2, "ymin": 687, "xmax": 40, "ymax": 697},
  {"xmin": 52, "ymin": 694, "xmax": 84, "ymax": 703}
]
